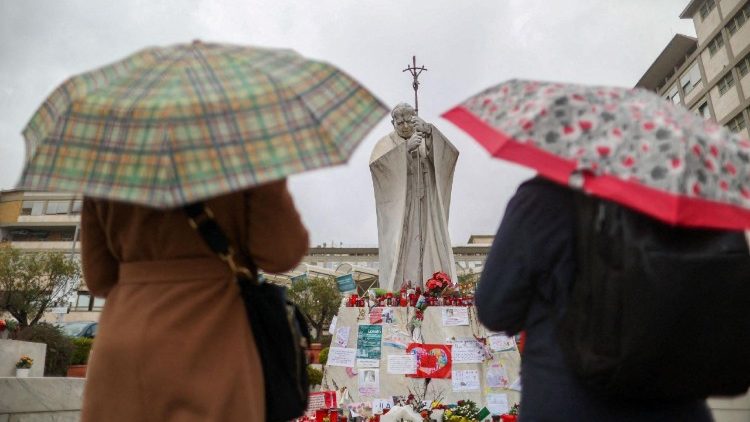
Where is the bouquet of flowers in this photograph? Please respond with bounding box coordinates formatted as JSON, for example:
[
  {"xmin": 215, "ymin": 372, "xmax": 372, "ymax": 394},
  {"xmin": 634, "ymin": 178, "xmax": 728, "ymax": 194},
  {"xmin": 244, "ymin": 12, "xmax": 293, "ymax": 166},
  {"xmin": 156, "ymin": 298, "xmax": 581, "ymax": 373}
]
[
  {"xmin": 425, "ymin": 271, "xmax": 452, "ymax": 297},
  {"xmin": 16, "ymin": 355, "xmax": 33, "ymax": 369},
  {"xmin": 444, "ymin": 400, "xmax": 482, "ymax": 422}
]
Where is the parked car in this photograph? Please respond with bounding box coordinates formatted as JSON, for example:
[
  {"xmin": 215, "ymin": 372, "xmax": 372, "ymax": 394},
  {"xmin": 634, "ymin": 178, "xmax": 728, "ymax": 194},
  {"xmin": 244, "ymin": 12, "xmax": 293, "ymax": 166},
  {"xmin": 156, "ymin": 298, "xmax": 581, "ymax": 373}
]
[{"xmin": 57, "ymin": 321, "xmax": 98, "ymax": 338}]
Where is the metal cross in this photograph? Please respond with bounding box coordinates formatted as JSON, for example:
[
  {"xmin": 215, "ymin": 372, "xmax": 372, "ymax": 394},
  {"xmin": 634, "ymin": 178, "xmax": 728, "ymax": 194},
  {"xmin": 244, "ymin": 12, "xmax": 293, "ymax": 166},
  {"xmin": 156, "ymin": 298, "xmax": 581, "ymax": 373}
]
[{"xmin": 402, "ymin": 56, "xmax": 427, "ymax": 114}]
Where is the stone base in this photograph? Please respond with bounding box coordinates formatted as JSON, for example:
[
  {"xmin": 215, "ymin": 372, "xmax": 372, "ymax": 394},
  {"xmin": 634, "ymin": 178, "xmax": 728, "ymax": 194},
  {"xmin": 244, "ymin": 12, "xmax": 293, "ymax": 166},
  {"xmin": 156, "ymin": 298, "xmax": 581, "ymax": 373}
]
[
  {"xmin": 0, "ymin": 340, "xmax": 46, "ymax": 377},
  {"xmin": 0, "ymin": 377, "xmax": 85, "ymax": 420},
  {"xmin": 322, "ymin": 306, "xmax": 521, "ymax": 411}
]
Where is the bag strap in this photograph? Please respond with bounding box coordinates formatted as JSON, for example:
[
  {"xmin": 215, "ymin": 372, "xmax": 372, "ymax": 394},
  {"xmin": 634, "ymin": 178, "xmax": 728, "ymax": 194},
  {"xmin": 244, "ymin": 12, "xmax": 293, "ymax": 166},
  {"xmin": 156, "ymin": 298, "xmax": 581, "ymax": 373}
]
[{"xmin": 183, "ymin": 202, "xmax": 259, "ymax": 284}]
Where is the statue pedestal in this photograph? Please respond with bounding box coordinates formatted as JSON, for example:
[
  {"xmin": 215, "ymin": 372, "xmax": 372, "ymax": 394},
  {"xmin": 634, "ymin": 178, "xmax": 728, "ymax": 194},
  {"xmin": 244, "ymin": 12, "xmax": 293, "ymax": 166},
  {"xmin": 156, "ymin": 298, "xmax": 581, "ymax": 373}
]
[{"xmin": 322, "ymin": 306, "xmax": 520, "ymax": 413}]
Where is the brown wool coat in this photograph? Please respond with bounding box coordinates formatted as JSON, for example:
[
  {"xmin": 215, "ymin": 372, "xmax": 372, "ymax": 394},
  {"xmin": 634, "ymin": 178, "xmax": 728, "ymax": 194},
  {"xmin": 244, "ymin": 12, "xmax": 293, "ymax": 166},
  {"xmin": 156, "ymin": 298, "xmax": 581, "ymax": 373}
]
[{"xmin": 80, "ymin": 180, "xmax": 309, "ymax": 422}]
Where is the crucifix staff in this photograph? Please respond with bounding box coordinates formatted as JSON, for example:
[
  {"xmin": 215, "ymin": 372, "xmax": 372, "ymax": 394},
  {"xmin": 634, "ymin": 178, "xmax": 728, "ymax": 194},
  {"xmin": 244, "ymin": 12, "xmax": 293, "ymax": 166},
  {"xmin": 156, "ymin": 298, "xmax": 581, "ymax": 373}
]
[
  {"xmin": 402, "ymin": 56, "xmax": 428, "ymax": 289},
  {"xmin": 402, "ymin": 56, "xmax": 427, "ymax": 115}
]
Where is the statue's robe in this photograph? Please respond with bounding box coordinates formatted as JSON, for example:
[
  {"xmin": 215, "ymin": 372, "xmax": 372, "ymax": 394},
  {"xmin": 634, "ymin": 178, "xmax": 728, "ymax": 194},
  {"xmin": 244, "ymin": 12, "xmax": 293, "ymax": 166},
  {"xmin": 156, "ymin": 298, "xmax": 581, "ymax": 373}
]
[{"xmin": 369, "ymin": 127, "xmax": 458, "ymax": 291}]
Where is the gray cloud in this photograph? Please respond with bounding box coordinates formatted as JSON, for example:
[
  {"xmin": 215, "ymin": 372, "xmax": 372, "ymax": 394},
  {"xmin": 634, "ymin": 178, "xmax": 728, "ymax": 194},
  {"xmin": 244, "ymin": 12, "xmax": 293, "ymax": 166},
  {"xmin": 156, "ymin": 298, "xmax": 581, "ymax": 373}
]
[{"xmin": 0, "ymin": 0, "xmax": 695, "ymax": 245}]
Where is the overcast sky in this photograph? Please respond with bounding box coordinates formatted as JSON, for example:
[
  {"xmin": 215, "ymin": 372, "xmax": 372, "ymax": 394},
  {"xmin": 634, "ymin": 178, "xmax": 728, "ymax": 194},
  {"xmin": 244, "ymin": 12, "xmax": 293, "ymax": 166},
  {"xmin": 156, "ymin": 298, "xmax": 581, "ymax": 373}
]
[{"xmin": 0, "ymin": 1, "xmax": 696, "ymax": 246}]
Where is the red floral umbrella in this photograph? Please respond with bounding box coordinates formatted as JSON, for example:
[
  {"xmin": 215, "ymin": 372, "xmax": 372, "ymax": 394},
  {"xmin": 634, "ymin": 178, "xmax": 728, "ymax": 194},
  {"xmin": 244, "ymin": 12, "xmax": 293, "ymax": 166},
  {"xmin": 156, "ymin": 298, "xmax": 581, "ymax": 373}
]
[{"xmin": 443, "ymin": 79, "xmax": 750, "ymax": 229}]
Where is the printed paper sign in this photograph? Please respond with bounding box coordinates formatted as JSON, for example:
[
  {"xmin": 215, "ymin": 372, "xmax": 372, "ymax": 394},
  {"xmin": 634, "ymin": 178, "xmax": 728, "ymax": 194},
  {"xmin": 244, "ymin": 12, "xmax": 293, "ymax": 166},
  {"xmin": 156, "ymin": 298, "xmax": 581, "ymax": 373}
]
[
  {"xmin": 387, "ymin": 354, "xmax": 417, "ymax": 374},
  {"xmin": 406, "ymin": 343, "xmax": 452, "ymax": 378},
  {"xmin": 327, "ymin": 347, "xmax": 357, "ymax": 367},
  {"xmin": 336, "ymin": 274, "xmax": 356, "ymax": 292},
  {"xmin": 442, "ymin": 307, "xmax": 470, "ymax": 326},
  {"xmin": 356, "ymin": 358, "xmax": 380, "ymax": 368},
  {"xmin": 358, "ymin": 368, "xmax": 380, "ymax": 396},
  {"xmin": 452, "ymin": 369, "xmax": 481, "ymax": 392},
  {"xmin": 372, "ymin": 398, "xmax": 395, "ymax": 414},
  {"xmin": 487, "ymin": 393, "xmax": 510, "ymax": 415},
  {"xmin": 452, "ymin": 339, "xmax": 486, "ymax": 363},
  {"xmin": 328, "ymin": 315, "xmax": 338, "ymax": 335},
  {"xmin": 489, "ymin": 333, "xmax": 516, "ymax": 352},
  {"xmin": 370, "ymin": 307, "xmax": 383, "ymax": 324},
  {"xmin": 334, "ymin": 326, "xmax": 351, "ymax": 347},
  {"xmin": 486, "ymin": 363, "xmax": 509, "ymax": 388},
  {"xmin": 356, "ymin": 325, "xmax": 382, "ymax": 360},
  {"xmin": 307, "ymin": 391, "xmax": 338, "ymax": 412}
]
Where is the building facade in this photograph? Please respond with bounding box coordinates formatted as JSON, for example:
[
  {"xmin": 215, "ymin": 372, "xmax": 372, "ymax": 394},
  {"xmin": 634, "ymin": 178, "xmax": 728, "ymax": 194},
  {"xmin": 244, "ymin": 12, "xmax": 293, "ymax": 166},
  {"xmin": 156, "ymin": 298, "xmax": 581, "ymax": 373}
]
[{"xmin": 636, "ymin": 0, "xmax": 750, "ymax": 137}]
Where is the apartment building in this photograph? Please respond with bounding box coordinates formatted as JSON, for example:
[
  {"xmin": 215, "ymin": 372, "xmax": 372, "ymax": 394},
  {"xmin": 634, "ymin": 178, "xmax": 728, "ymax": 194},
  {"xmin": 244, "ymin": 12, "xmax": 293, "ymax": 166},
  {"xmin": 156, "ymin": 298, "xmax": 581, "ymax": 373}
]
[
  {"xmin": 0, "ymin": 189, "xmax": 104, "ymax": 318},
  {"xmin": 636, "ymin": 0, "xmax": 750, "ymax": 138}
]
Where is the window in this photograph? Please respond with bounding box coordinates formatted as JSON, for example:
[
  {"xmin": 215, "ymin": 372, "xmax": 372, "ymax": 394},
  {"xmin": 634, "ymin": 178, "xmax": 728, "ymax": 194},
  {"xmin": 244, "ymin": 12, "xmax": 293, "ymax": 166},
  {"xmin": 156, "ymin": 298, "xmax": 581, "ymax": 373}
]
[
  {"xmin": 20, "ymin": 201, "xmax": 44, "ymax": 216},
  {"xmin": 708, "ymin": 34, "xmax": 724, "ymax": 56},
  {"xmin": 697, "ymin": 102, "xmax": 711, "ymax": 119},
  {"xmin": 680, "ymin": 63, "xmax": 702, "ymax": 95},
  {"xmin": 75, "ymin": 292, "xmax": 91, "ymax": 312},
  {"xmin": 667, "ymin": 85, "xmax": 681, "ymax": 104},
  {"xmin": 45, "ymin": 201, "xmax": 70, "ymax": 215},
  {"xmin": 727, "ymin": 114, "xmax": 746, "ymax": 133},
  {"xmin": 700, "ymin": 0, "xmax": 716, "ymax": 19},
  {"xmin": 92, "ymin": 297, "xmax": 106, "ymax": 311},
  {"xmin": 718, "ymin": 73, "xmax": 735, "ymax": 95},
  {"xmin": 727, "ymin": 3, "xmax": 750, "ymax": 35},
  {"xmin": 70, "ymin": 200, "xmax": 83, "ymax": 215},
  {"xmin": 739, "ymin": 54, "xmax": 750, "ymax": 77}
]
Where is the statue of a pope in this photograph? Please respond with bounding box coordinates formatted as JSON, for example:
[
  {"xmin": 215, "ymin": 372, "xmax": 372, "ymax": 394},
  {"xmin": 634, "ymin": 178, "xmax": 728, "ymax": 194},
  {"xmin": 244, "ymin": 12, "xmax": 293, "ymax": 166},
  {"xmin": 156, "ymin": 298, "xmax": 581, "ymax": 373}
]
[{"xmin": 369, "ymin": 103, "xmax": 458, "ymax": 291}]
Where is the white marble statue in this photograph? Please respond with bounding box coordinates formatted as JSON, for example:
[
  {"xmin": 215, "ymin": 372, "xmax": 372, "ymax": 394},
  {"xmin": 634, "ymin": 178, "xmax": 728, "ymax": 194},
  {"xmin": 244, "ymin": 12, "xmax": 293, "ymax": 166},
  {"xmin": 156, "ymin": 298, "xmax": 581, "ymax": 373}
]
[{"xmin": 370, "ymin": 103, "xmax": 458, "ymax": 291}]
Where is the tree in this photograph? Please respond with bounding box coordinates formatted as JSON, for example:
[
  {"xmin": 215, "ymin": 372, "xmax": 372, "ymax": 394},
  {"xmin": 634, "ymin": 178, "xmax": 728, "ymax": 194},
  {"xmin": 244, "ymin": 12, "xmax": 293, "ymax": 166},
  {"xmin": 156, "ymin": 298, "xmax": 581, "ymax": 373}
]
[
  {"xmin": 287, "ymin": 276, "xmax": 342, "ymax": 342},
  {"xmin": 0, "ymin": 246, "xmax": 81, "ymax": 328},
  {"xmin": 457, "ymin": 270, "xmax": 480, "ymax": 295}
]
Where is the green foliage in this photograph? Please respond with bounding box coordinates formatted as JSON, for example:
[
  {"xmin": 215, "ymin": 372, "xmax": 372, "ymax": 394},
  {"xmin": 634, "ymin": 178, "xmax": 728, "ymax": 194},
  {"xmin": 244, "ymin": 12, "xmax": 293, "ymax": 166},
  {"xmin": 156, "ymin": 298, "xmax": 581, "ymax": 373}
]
[
  {"xmin": 17, "ymin": 323, "xmax": 74, "ymax": 376},
  {"xmin": 457, "ymin": 271, "xmax": 480, "ymax": 295},
  {"xmin": 371, "ymin": 288, "xmax": 388, "ymax": 297},
  {"xmin": 319, "ymin": 334, "xmax": 332, "ymax": 348},
  {"xmin": 319, "ymin": 347, "xmax": 329, "ymax": 366},
  {"xmin": 70, "ymin": 337, "xmax": 94, "ymax": 365},
  {"xmin": 307, "ymin": 365, "xmax": 323, "ymax": 386},
  {"xmin": 287, "ymin": 277, "xmax": 342, "ymax": 342},
  {"xmin": 0, "ymin": 247, "xmax": 81, "ymax": 328}
]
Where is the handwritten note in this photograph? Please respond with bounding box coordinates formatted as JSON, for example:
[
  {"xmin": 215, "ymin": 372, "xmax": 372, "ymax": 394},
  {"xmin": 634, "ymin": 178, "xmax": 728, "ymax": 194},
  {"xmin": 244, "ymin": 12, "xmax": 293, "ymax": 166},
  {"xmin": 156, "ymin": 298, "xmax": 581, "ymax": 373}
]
[
  {"xmin": 452, "ymin": 369, "xmax": 480, "ymax": 392},
  {"xmin": 387, "ymin": 354, "xmax": 417, "ymax": 374},
  {"xmin": 452, "ymin": 339, "xmax": 486, "ymax": 363},
  {"xmin": 327, "ymin": 347, "xmax": 356, "ymax": 367}
]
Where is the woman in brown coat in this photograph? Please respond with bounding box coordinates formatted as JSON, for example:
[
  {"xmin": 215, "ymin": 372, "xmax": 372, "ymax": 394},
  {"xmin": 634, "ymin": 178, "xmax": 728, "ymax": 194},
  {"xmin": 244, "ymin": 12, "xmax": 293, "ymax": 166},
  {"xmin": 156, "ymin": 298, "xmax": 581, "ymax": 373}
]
[{"xmin": 80, "ymin": 180, "xmax": 309, "ymax": 422}]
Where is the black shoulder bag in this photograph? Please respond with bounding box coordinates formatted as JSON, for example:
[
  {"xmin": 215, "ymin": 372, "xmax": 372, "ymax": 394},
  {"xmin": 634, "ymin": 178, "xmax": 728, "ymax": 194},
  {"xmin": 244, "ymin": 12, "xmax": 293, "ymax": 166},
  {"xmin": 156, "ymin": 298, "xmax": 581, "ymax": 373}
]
[{"xmin": 184, "ymin": 202, "xmax": 311, "ymax": 421}]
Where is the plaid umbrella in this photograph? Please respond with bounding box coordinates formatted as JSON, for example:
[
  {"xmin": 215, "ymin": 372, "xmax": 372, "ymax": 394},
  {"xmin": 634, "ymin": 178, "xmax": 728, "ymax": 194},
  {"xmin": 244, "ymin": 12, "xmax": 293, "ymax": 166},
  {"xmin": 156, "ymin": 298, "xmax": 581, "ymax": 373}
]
[
  {"xmin": 20, "ymin": 41, "xmax": 388, "ymax": 208},
  {"xmin": 443, "ymin": 79, "xmax": 750, "ymax": 230}
]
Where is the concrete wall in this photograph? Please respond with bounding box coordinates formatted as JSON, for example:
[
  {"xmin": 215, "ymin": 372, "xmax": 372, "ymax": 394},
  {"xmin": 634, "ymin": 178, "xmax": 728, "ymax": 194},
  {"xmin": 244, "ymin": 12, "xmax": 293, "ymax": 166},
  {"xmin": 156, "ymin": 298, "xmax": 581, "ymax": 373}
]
[
  {"xmin": 702, "ymin": 44, "xmax": 731, "ymax": 83},
  {"xmin": 721, "ymin": 0, "xmax": 745, "ymax": 18},
  {"xmin": 711, "ymin": 83, "xmax": 742, "ymax": 121},
  {"xmin": 694, "ymin": 6, "xmax": 723, "ymax": 42},
  {"xmin": 730, "ymin": 20, "xmax": 750, "ymax": 56},
  {"xmin": 0, "ymin": 377, "xmax": 84, "ymax": 421},
  {"xmin": 0, "ymin": 340, "xmax": 46, "ymax": 377}
]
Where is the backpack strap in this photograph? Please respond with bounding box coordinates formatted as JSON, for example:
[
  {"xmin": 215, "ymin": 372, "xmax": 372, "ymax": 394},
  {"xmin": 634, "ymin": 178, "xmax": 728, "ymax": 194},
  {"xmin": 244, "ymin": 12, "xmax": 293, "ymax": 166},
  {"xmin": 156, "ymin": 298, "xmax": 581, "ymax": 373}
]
[{"xmin": 183, "ymin": 202, "xmax": 259, "ymax": 284}]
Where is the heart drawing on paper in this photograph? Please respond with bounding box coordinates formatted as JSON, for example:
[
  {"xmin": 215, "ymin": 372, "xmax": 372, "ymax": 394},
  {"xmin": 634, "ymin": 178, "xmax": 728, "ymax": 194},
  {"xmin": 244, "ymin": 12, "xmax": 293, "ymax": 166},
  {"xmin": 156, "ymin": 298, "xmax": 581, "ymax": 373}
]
[{"xmin": 406, "ymin": 344, "xmax": 451, "ymax": 377}]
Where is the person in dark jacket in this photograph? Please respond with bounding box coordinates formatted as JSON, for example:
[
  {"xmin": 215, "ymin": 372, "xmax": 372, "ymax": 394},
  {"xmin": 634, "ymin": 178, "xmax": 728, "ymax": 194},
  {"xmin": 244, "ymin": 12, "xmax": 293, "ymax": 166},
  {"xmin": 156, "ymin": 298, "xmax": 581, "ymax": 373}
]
[{"xmin": 475, "ymin": 177, "xmax": 712, "ymax": 422}]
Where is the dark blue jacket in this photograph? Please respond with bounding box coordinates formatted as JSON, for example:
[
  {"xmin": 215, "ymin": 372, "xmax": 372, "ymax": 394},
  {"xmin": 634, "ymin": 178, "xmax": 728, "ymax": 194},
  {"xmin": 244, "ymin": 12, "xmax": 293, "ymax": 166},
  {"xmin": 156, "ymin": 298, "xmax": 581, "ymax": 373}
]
[{"xmin": 476, "ymin": 178, "xmax": 711, "ymax": 422}]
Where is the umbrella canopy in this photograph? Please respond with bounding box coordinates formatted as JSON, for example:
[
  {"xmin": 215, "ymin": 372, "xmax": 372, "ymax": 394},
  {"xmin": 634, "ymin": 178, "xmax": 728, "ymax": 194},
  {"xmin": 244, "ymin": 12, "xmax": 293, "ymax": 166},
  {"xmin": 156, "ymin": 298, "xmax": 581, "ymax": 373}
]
[
  {"xmin": 20, "ymin": 41, "xmax": 388, "ymax": 208},
  {"xmin": 443, "ymin": 79, "xmax": 750, "ymax": 230}
]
